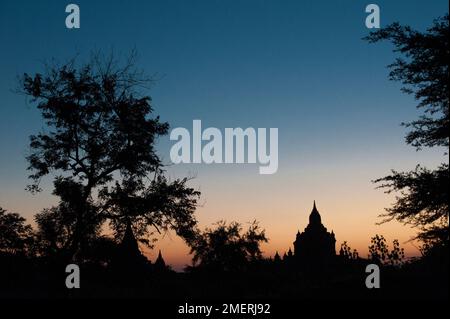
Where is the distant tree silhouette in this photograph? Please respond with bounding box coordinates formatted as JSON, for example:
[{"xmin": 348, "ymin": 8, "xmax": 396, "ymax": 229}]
[
  {"xmin": 189, "ymin": 220, "xmax": 267, "ymax": 272},
  {"xmin": 0, "ymin": 207, "xmax": 34, "ymax": 256},
  {"xmin": 387, "ymin": 239, "xmax": 405, "ymax": 266},
  {"xmin": 339, "ymin": 241, "xmax": 359, "ymax": 260},
  {"xmin": 368, "ymin": 234, "xmax": 405, "ymax": 266},
  {"xmin": 19, "ymin": 51, "xmax": 201, "ymax": 258},
  {"xmin": 365, "ymin": 15, "xmax": 449, "ymax": 247}
]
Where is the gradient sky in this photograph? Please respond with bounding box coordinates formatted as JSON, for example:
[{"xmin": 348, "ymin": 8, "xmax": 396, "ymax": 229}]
[{"xmin": 0, "ymin": 0, "xmax": 448, "ymax": 270}]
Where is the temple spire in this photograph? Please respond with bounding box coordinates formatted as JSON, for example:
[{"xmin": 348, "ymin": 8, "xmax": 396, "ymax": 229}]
[
  {"xmin": 121, "ymin": 219, "xmax": 140, "ymax": 255},
  {"xmin": 154, "ymin": 249, "xmax": 166, "ymax": 269},
  {"xmin": 309, "ymin": 200, "xmax": 322, "ymax": 225}
]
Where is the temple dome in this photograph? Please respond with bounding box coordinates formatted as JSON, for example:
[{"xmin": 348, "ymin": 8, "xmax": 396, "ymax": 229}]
[{"xmin": 293, "ymin": 201, "xmax": 336, "ymax": 264}]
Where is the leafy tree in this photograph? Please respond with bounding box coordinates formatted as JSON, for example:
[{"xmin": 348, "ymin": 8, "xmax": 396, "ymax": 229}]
[
  {"xmin": 365, "ymin": 15, "xmax": 449, "ymax": 246},
  {"xmin": 368, "ymin": 234, "xmax": 404, "ymax": 266},
  {"xmin": 388, "ymin": 239, "xmax": 405, "ymax": 266},
  {"xmin": 99, "ymin": 175, "xmax": 200, "ymax": 248},
  {"xmin": 368, "ymin": 235, "xmax": 389, "ymax": 264},
  {"xmin": 0, "ymin": 207, "xmax": 34, "ymax": 255},
  {"xmin": 189, "ymin": 220, "xmax": 268, "ymax": 272},
  {"xmin": 34, "ymin": 176, "xmax": 102, "ymax": 257},
  {"xmin": 339, "ymin": 241, "xmax": 359, "ymax": 260},
  {"xmin": 19, "ymin": 52, "xmax": 201, "ymax": 258},
  {"xmin": 34, "ymin": 207, "xmax": 73, "ymax": 256},
  {"xmin": 375, "ymin": 165, "xmax": 448, "ymax": 245}
]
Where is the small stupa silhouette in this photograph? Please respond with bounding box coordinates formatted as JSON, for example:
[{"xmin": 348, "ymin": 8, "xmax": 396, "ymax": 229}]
[{"xmin": 154, "ymin": 250, "xmax": 167, "ymax": 270}]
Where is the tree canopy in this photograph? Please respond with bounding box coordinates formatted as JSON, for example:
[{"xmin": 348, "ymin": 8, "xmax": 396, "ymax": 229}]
[
  {"xmin": 0, "ymin": 207, "xmax": 34, "ymax": 256},
  {"xmin": 20, "ymin": 52, "xmax": 200, "ymax": 258},
  {"xmin": 365, "ymin": 15, "xmax": 449, "ymax": 150},
  {"xmin": 189, "ymin": 220, "xmax": 268, "ymax": 272},
  {"xmin": 365, "ymin": 15, "xmax": 449, "ymax": 246}
]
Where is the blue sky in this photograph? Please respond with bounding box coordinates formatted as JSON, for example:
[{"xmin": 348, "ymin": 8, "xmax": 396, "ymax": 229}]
[{"xmin": 0, "ymin": 0, "xmax": 448, "ymax": 267}]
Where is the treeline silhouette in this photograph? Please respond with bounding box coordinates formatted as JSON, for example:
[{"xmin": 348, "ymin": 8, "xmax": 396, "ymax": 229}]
[
  {"xmin": 1, "ymin": 14, "xmax": 449, "ymax": 299},
  {"xmin": 0, "ymin": 204, "xmax": 447, "ymax": 299}
]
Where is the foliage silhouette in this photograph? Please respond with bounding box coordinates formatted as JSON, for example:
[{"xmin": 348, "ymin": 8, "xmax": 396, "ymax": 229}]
[
  {"xmin": 34, "ymin": 206, "xmax": 74, "ymax": 256},
  {"xmin": 339, "ymin": 241, "xmax": 359, "ymax": 260},
  {"xmin": 188, "ymin": 220, "xmax": 268, "ymax": 272},
  {"xmin": 99, "ymin": 175, "xmax": 200, "ymax": 249},
  {"xmin": 368, "ymin": 234, "xmax": 405, "ymax": 266},
  {"xmin": 0, "ymin": 207, "xmax": 34, "ymax": 256},
  {"xmin": 365, "ymin": 15, "xmax": 449, "ymax": 247},
  {"xmin": 19, "ymin": 52, "xmax": 199, "ymax": 259}
]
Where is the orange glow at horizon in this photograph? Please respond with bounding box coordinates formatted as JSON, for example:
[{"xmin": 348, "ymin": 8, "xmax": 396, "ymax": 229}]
[
  {"xmin": 149, "ymin": 213, "xmax": 420, "ymax": 272},
  {"xmin": 2, "ymin": 158, "xmax": 427, "ymax": 272},
  {"xmin": 147, "ymin": 176, "xmax": 422, "ymax": 271}
]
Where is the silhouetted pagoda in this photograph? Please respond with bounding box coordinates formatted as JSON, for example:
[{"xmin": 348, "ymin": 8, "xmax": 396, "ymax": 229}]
[
  {"xmin": 120, "ymin": 220, "xmax": 142, "ymax": 259},
  {"xmin": 293, "ymin": 201, "xmax": 336, "ymax": 266},
  {"xmin": 116, "ymin": 220, "xmax": 149, "ymax": 271},
  {"xmin": 154, "ymin": 250, "xmax": 166, "ymax": 270}
]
